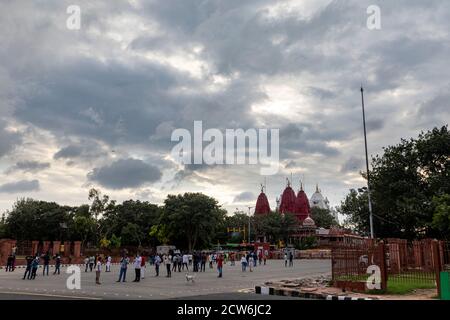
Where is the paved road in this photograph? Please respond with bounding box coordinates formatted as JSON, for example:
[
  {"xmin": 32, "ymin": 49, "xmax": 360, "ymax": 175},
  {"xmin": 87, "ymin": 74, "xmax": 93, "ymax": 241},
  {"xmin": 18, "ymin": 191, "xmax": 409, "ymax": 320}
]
[{"xmin": 0, "ymin": 259, "xmax": 330, "ymax": 300}]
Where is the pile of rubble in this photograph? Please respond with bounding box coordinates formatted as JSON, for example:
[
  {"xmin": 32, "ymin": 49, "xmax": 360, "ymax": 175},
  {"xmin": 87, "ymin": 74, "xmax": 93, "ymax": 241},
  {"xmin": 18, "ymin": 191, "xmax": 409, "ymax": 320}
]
[{"xmin": 264, "ymin": 275, "xmax": 332, "ymax": 290}]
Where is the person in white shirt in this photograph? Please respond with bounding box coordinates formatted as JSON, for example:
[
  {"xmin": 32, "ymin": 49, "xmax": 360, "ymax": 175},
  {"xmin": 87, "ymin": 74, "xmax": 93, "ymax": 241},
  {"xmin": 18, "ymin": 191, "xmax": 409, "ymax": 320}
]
[
  {"xmin": 133, "ymin": 254, "xmax": 142, "ymax": 282},
  {"xmin": 106, "ymin": 255, "xmax": 112, "ymax": 272},
  {"xmin": 248, "ymin": 255, "xmax": 254, "ymax": 272},
  {"xmin": 164, "ymin": 254, "xmax": 172, "ymax": 277},
  {"xmin": 154, "ymin": 254, "xmax": 161, "ymax": 277},
  {"xmin": 182, "ymin": 254, "xmax": 189, "ymax": 271},
  {"xmin": 95, "ymin": 257, "xmax": 102, "ymax": 285},
  {"xmin": 240, "ymin": 256, "xmax": 247, "ymax": 272}
]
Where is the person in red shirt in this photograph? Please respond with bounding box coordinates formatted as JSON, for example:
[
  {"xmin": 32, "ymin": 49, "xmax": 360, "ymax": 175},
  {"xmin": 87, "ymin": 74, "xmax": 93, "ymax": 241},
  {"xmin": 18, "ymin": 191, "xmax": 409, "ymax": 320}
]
[{"xmin": 217, "ymin": 254, "xmax": 223, "ymax": 278}]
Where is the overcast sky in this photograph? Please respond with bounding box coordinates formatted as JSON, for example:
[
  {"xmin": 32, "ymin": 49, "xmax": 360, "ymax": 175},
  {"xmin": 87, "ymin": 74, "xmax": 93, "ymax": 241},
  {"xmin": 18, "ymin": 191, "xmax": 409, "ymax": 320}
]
[{"xmin": 1, "ymin": 0, "xmax": 449, "ymax": 215}]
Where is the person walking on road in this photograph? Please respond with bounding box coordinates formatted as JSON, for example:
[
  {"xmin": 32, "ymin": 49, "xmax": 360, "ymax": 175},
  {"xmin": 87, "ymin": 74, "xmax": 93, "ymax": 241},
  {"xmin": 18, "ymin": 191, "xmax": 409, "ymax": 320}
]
[
  {"xmin": 172, "ymin": 255, "xmax": 178, "ymax": 272},
  {"xmin": 53, "ymin": 253, "xmax": 61, "ymax": 275},
  {"xmin": 154, "ymin": 254, "xmax": 161, "ymax": 276},
  {"xmin": 289, "ymin": 252, "xmax": 294, "ymax": 267},
  {"xmin": 105, "ymin": 255, "xmax": 112, "ymax": 272},
  {"xmin": 164, "ymin": 254, "xmax": 172, "ymax": 278},
  {"xmin": 241, "ymin": 255, "xmax": 247, "ymax": 272},
  {"xmin": 133, "ymin": 254, "xmax": 142, "ymax": 282},
  {"xmin": 89, "ymin": 256, "xmax": 95, "ymax": 272},
  {"xmin": 248, "ymin": 255, "xmax": 254, "ymax": 272},
  {"xmin": 42, "ymin": 252, "xmax": 50, "ymax": 276},
  {"xmin": 95, "ymin": 257, "xmax": 102, "ymax": 285},
  {"xmin": 182, "ymin": 253, "xmax": 189, "ymax": 271},
  {"xmin": 217, "ymin": 254, "xmax": 223, "ymax": 278},
  {"xmin": 284, "ymin": 253, "xmax": 288, "ymax": 267},
  {"xmin": 117, "ymin": 255, "xmax": 129, "ymax": 282},
  {"xmin": 201, "ymin": 253, "xmax": 206, "ymax": 272},
  {"xmin": 84, "ymin": 257, "xmax": 89, "ymax": 272},
  {"xmin": 5, "ymin": 255, "xmax": 14, "ymax": 272},
  {"xmin": 22, "ymin": 255, "xmax": 34, "ymax": 279},
  {"xmin": 30, "ymin": 256, "xmax": 39, "ymax": 280}
]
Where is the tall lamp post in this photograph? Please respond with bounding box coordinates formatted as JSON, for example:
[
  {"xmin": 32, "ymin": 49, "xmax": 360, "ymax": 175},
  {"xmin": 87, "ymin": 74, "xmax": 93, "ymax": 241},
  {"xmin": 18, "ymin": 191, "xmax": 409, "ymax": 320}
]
[
  {"xmin": 360, "ymin": 86, "xmax": 374, "ymax": 239},
  {"xmin": 247, "ymin": 206, "xmax": 254, "ymax": 244}
]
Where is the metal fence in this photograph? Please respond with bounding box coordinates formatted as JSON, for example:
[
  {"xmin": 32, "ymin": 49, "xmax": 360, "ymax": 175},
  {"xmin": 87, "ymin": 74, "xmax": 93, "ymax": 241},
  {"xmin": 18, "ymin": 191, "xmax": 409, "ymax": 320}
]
[
  {"xmin": 15, "ymin": 240, "xmax": 33, "ymax": 256},
  {"xmin": 385, "ymin": 239, "xmax": 439, "ymax": 290},
  {"xmin": 331, "ymin": 238, "xmax": 445, "ymax": 294},
  {"xmin": 331, "ymin": 240, "xmax": 387, "ymax": 291}
]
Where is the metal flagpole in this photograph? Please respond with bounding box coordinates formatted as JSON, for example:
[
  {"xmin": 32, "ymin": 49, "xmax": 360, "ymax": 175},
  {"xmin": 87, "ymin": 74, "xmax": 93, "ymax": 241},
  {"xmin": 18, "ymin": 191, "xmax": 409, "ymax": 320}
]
[{"xmin": 361, "ymin": 86, "xmax": 374, "ymax": 238}]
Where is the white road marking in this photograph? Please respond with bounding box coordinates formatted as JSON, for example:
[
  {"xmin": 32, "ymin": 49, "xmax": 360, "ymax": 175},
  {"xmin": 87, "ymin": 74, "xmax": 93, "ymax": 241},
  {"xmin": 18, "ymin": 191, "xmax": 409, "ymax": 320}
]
[{"xmin": 0, "ymin": 291, "xmax": 101, "ymax": 300}]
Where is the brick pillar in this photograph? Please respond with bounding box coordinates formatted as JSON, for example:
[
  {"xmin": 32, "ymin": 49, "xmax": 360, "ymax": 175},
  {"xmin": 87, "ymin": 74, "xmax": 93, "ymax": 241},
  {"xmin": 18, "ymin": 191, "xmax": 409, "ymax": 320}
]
[
  {"xmin": 432, "ymin": 240, "xmax": 442, "ymax": 299},
  {"xmin": 0, "ymin": 239, "xmax": 12, "ymax": 265},
  {"xmin": 31, "ymin": 241, "xmax": 39, "ymax": 256},
  {"xmin": 42, "ymin": 241, "xmax": 51, "ymax": 254},
  {"xmin": 63, "ymin": 241, "xmax": 71, "ymax": 257},
  {"xmin": 53, "ymin": 241, "xmax": 61, "ymax": 255},
  {"xmin": 74, "ymin": 241, "xmax": 82, "ymax": 258}
]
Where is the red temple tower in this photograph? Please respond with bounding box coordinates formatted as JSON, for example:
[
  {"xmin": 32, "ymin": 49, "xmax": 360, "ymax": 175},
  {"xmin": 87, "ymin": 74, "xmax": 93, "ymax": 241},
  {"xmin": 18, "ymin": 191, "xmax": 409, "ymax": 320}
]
[
  {"xmin": 254, "ymin": 185, "xmax": 271, "ymax": 215},
  {"xmin": 294, "ymin": 183, "xmax": 311, "ymax": 222},
  {"xmin": 279, "ymin": 179, "xmax": 296, "ymax": 214}
]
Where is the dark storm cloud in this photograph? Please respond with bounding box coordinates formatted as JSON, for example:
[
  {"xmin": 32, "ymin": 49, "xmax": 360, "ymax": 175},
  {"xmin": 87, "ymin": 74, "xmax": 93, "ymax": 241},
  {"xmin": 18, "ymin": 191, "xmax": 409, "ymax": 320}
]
[
  {"xmin": 0, "ymin": 121, "xmax": 22, "ymax": 157},
  {"xmin": 5, "ymin": 160, "xmax": 50, "ymax": 174},
  {"xmin": 233, "ymin": 191, "xmax": 255, "ymax": 203},
  {"xmin": 53, "ymin": 141, "xmax": 108, "ymax": 161},
  {"xmin": 279, "ymin": 124, "xmax": 340, "ymax": 158},
  {"xmin": 341, "ymin": 157, "xmax": 364, "ymax": 174},
  {"xmin": 87, "ymin": 158, "xmax": 162, "ymax": 189},
  {"xmin": 0, "ymin": 180, "xmax": 40, "ymax": 193},
  {"xmin": 0, "ymin": 0, "xmax": 449, "ymax": 209}
]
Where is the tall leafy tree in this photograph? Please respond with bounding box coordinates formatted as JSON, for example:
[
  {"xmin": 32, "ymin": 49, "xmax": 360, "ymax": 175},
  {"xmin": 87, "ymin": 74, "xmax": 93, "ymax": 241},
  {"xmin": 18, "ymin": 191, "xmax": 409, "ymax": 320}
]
[
  {"xmin": 340, "ymin": 125, "xmax": 450, "ymax": 239},
  {"xmin": 310, "ymin": 207, "xmax": 338, "ymax": 229},
  {"xmin": 162, "ymin": 193, "xmax": 226, "ymax": 251}
]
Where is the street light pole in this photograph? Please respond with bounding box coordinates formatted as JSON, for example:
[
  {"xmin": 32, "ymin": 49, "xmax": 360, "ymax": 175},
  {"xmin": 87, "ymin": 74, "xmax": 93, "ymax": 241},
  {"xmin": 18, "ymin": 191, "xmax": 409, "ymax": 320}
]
[
  {"xmin": 361, "ymin": 86, "xmax": 374, "ymax": 239},
  {"xmin": 247, "ymin": 206, "xmax": 254, "ymax": 244}
]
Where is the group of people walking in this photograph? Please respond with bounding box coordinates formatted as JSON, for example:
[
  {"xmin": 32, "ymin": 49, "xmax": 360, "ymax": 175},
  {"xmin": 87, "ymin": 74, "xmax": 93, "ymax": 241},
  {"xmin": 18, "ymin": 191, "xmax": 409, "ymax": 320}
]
[
  {"xmin": 18, "ymin": 252, "xmax": 62, "ymax": 280},
  {"xmin": 6, "ymin": 249, "xmax": 286, "ymax": 285}
]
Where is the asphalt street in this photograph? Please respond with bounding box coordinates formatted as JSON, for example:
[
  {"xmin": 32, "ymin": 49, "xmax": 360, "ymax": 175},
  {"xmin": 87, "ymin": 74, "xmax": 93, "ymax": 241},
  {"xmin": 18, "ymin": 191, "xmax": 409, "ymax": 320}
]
[{"xmin": 0, "ymin": 259, "xmax": 330, "ymax": 300}]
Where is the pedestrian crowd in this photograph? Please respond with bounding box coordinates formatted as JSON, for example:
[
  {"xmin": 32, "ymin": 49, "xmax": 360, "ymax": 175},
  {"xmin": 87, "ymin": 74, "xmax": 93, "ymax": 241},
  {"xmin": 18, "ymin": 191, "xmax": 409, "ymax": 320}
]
[{"xmin": 5, "ymin": 249, "xmax": 295, "ymax": 285}]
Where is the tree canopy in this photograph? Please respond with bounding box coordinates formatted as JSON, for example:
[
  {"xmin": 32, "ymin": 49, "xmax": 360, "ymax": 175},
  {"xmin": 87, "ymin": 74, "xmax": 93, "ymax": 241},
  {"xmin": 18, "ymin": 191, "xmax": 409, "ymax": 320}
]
[{"xmin": 339, "ymin": 125, "xmax": 450, "ymax": 239}]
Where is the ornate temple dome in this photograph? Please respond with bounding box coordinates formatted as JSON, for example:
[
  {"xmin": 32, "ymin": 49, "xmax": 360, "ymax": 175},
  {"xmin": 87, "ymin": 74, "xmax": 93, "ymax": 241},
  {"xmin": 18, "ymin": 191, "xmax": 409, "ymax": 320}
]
[
  {"xmin": 302, "ymin": 215, "xmax": 316, "ymax": 228},
  {"xmin": 310, "ymin": 184, "xmax": 329, "ymax": 210},
  {"xmin": 294, "ymin": 183, "xmax": 311, "ymax": 221},
  {"xmin": 279, "ymin": 179, "xmax": 296, "ymax": 214},
  {"xmin": 254, "ymin": 185, "xmax": 271, "ymax": 215}
]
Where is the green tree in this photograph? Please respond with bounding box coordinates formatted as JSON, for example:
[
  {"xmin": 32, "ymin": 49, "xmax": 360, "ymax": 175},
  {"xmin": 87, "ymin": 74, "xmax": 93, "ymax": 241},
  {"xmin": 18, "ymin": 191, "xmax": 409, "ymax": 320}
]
[
  {"xmin": 4, "ymin": 199, "xmax": 72, "ymax": 240},
  {"xmin": 339, "ymin": 125, "xmax": 450, "ymax": 239},
  {"xmin": 162, "ymin": 193, "xmax": 226, "ymax": 251},
  {"xmin": 110, "ymin": 234, "xmax": 121, "ymax": 248},
  {"xmin": 432, "ymin": 194, "xmax": 450, "ymax": 239},
  {"xmin": 0, "ymin": 214, "xmax": 7, "ymax": 238},
  {"xmin": 71, "ymin": 208, "xmax": 96, "ymax": 248},
  {"xmin": 100, "ymin": 199, "xmax": 161, "ymax": 246},
  {"xmin": 253, "ymin": 212, "xmax": 299, "ymax": 244},
  {"xmin": 310, "ymin": 207, "xmax": 338, "ymax": 228},
  {"xmin": 120, "ymin": 222, "xmax": 144, "ymax": 247},
  {"xmin": 149, "ymin": 224, "xmax": 171, "ymax": 245}
]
